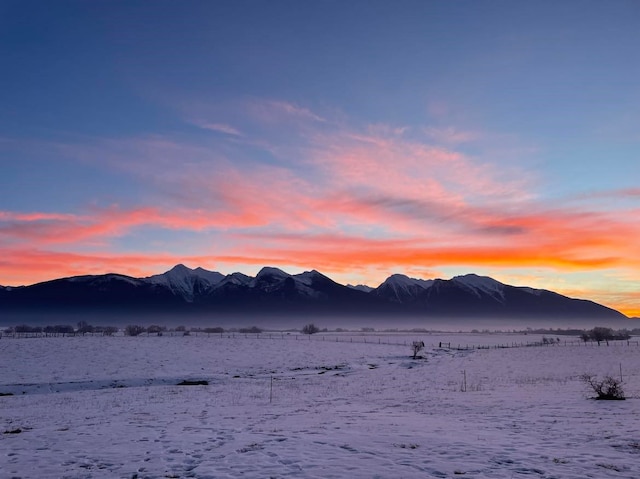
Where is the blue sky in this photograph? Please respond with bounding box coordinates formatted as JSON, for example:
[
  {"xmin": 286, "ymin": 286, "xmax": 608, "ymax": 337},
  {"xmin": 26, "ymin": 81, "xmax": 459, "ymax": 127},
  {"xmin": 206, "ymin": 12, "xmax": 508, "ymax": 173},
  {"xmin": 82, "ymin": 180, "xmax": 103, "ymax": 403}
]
[{"xmin": 1, "ymin": 1, "xmax": 639, "ymax": 315}]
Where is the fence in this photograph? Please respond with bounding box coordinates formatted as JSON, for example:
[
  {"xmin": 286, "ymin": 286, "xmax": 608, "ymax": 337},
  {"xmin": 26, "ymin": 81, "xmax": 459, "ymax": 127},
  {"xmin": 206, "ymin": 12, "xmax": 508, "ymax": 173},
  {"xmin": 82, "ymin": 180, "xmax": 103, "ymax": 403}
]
[{"xmin": 2, "ymin": 330, "xmax": 638, "ymax": 350}]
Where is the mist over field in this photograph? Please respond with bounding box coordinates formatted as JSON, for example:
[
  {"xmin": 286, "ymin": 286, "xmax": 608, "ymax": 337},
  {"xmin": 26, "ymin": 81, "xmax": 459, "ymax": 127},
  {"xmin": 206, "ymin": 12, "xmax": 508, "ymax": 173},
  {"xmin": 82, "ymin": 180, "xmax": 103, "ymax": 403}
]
[{"xmin": 2, "ymin": 310, "xmax": 636, "ymax": 334}]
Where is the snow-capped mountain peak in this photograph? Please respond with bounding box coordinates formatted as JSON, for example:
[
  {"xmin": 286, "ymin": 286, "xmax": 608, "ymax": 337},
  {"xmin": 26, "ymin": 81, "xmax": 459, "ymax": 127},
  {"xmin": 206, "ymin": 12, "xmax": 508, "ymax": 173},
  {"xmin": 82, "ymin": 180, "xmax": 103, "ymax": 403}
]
[
  {"xmin": 293, "ymin": 270, "xmax": 327, "ymax": 286},
  {"xmin": 145, "ymin": 264, "xmax": 222, "ymax": 302},
  {"xmin": 452, "ymin": 274, "xmax": 505, "ymax": 300},
  {"xmin": 347, "ymin": 284, "xmax": 374, "ymax": 293},
  {"xmin": 383, "ymin": 274, "xmax": 434, "ymax": 289},
  {"xmin": 373, "ymin": 274, "xmax": 434, "ymax": 303},
  {"xmin": 217, "ymin": 272, "xmax": 253, "ymax": 287},
  {"xmin": 255, "ymin": 266, "xmax": 290, "ymax": 279},
  {"xmin": 192, "ymin": 267, "xmax": 225, "ymax": 284}
]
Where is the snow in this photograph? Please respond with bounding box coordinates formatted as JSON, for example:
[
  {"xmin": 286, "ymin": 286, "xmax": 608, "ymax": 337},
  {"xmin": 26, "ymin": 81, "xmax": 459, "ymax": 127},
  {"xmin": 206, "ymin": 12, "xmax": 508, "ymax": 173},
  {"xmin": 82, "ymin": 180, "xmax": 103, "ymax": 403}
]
[
  {"xmin": 256, "ymin": 267, "xmax": 290, "ymax": 279},
  {"xmin": 251, "ymin": 267, "xmax": 292, "ymax": 290},
  {"xmin": 518, "ymin": 286, "xmax": 544, "ymax": 296},
  {"xmin": 346, "ymin": 284, "xmax": 374, "ymax": 293},
  {"xmin": 291, "ymin": 272, "xmax": 329, "ymax": 298},
  {"xmin": 192, "ymin": 267, "xmax": 224, "ymax": 285},
  {"xmin": 2, "ymin": 333, "xmax": 640, "ymax": 478},
  {"xmin": 453, "ymin": 274, "xmax": 506, "ymax": 301},
  {"xmin": 216, "ymin": 272, "xmax": 253, "ymax": 287},
  {"xmin": 382, "ymin": 273, "xmax": 434, "ymax": 289},
  {"xmin": 146, "ymin": 265, "xmax": 201, "ymax": 301},
  {"xmin": 145, "ymin": 265, "xmax": 222, "ymax": 302},
  {"xmin": 376, "ymin": 274, "xmax": 434, "ymax": 303},
  {"xmin": 293, "ymin": 270, "xmax": 322, "ymax": 286}
]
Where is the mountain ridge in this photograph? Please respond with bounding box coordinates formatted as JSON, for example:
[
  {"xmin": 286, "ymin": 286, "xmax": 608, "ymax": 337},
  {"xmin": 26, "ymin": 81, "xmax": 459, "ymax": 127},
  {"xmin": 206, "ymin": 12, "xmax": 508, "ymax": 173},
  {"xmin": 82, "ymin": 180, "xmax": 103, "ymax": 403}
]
[{"xmin": 0, "ymin": 265, "xmax": 629, "ymax": 323}]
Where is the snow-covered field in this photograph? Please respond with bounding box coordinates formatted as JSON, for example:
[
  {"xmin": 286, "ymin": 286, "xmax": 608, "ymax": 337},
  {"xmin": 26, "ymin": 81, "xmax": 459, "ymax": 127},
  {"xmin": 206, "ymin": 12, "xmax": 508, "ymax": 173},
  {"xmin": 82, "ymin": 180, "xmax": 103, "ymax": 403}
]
[{"xmin": 2, "ymin": 333, "xmax": 640, "ymax": 478}]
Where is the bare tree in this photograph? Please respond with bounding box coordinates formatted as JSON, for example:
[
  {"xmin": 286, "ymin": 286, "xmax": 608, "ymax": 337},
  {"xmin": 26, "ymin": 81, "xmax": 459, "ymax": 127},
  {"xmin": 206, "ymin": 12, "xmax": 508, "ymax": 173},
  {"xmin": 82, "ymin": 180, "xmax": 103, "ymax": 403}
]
[
  {"xmin": 411, "ymin": 340, "xmax": 425, "ymax": 359},
  {"xmin": 125, "ymin": 325, "xmax": 146, "ymax": 336},
  {"xmin": 77, "ymin": 321, "xmax": 95, "ymax": 335},
  {"xmin": 581, "ymin": 374, "xmax": 625, "ymax": 400}
]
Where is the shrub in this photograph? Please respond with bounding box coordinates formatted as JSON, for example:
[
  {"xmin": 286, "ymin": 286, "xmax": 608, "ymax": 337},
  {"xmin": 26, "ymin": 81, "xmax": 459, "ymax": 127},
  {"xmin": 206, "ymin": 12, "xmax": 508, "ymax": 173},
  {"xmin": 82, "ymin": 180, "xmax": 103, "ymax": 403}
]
[
  {"xmin": 581, "ymin": 374, "xmax": 625, "ymax": 400},
  {"xmin": 302, "ymin": 323, "xmax": 320, "ymax": 335},
  {"xmin": 411, "ymin": 340, "xmax": 425, "ymax": 359}
]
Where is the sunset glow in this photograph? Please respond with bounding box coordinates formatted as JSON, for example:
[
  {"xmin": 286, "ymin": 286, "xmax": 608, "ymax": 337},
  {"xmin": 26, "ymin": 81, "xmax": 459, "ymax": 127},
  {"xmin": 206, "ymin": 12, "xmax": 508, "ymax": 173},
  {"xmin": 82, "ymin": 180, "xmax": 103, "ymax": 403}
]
[{"xmin": 1, "ymin": 2, "xmax": 639, "ymax": 316}]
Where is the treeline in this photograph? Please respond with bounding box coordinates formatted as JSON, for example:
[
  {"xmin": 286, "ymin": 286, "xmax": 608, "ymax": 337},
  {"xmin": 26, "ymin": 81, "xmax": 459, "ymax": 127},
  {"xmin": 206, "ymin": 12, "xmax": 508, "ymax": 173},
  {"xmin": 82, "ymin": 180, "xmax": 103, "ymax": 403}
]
[
  {"xmin": 3, "ymin": 323, "xmax": 267, "ymax": 337},
  {"xmin": 124, "ymin": 325, "xmax": 262, "ymax": 336},
  {"xmin": 7, "ymin": 322, "xmax": 118, "ymax": 336},
  {"xmin": 580, "ymin": 326, "xmax": 632, "ymax": 344}
]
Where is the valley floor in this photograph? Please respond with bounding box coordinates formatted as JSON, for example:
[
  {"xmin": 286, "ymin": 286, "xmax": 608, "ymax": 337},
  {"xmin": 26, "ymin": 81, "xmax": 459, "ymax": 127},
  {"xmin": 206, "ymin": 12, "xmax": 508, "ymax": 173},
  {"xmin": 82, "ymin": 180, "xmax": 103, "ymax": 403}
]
[{"xmin": 2, "ymin": 334, "xmax": 640, "ymax": 478}]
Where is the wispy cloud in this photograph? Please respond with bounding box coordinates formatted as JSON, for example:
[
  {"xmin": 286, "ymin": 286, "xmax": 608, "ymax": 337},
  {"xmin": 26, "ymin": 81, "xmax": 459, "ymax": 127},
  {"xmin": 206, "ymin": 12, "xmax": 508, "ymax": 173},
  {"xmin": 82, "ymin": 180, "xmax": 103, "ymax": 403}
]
[
  {"xmin": 423, "ymin": 126, "xmax": 479, "ymax": 144},
  {"xmin": 264, "ymin": 100, "xmax": 327, "ymax": 123},
  {"xmin": 191, "ymin": 121, "xmax": 243, "ymax": 136}
]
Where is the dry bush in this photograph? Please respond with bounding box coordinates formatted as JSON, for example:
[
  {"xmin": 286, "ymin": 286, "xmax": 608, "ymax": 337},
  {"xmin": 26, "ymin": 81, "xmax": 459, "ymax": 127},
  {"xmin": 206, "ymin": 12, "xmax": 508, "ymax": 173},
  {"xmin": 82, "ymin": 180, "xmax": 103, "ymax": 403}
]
[
  {"xmin": 411, "ymin": 340, "xmax": 425, "ymax": 359},
  {"xmin": 581, "ymin": 374, "xmax": 625, "ymax": 400}
]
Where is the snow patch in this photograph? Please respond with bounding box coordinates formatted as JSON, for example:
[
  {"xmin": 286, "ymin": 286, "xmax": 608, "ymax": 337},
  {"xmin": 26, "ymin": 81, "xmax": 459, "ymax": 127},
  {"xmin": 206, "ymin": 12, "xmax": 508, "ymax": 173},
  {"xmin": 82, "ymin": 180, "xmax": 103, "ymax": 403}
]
[
  {"xmin": 347, "ymin": 284, "xmax": 374, "ymax": 293},
  {"xmin": 452, "ymin": 274, "xmax": 505, "ymax": 301}
]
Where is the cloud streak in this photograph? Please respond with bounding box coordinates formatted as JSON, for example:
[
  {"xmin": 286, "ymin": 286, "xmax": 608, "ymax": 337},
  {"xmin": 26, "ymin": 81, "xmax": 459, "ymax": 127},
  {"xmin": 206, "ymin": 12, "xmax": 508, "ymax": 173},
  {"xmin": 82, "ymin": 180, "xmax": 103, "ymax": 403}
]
[{"xmin": 193, "ymin": 121, "xmax": 243, "ymax": 136}]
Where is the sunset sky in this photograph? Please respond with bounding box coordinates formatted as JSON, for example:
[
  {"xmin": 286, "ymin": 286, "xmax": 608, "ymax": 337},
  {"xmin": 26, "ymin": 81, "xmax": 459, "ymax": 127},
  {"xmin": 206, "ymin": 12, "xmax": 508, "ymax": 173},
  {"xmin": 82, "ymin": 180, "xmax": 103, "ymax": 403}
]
[{"xmin": 1, "ymin": 1, "xmax": 639, "ymax": 316}]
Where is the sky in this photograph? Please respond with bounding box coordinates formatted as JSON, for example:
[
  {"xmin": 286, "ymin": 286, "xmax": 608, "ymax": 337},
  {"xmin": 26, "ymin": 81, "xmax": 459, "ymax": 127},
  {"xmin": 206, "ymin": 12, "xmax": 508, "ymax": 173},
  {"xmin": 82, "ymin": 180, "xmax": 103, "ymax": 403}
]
[{"xmin": 1, "ymin": 0, "xmax": 639, "ymax": 316}]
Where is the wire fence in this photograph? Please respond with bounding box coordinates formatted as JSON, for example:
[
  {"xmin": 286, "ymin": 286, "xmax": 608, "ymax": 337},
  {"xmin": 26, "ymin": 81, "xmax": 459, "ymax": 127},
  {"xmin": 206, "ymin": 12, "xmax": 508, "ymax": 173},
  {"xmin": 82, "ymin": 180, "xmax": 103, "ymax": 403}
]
[{"xmin": 3, "ymin": 330, "xmax": 639, "ymax": 350}]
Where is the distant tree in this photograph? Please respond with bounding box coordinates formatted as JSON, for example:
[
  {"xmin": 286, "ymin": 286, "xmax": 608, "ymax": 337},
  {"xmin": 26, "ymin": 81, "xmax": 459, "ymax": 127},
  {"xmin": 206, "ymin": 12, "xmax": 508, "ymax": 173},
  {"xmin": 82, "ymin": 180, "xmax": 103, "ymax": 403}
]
[
  {"xmin": 175, "ymin": 325, "xmax": 186, "ymax": 332},
  {"xmin": 590, "ymin": 327, "xmax": 613, "ymax": 345},
  {"xmin": 99, "ymin": 326, "xmax": 118, "ymax": 336},
  {"xmin": 77, "ymin": 321, "xmax": 95, "ymax": 335},
  {"xmin": 239, "ymin": 326, "xmax": 262, "ymax": 334},
  {"xmin": 614, "ymin": 329, "xmax": 631, "ymax": 341},
  {"xmin": 15, "ymin": 325, "xmax": 42, "ymax": 334},
  {"xmin": 54, "ymin": 325, "xmax": 74, "ymax": 335},
  {"xmin": 125, "ymin": 324, "xmax": 146, "ymax": 336},
  {"xmin": 411, "ymin": 340, "xmax": 425, "ymax": 359},
  {"xmin": 302, "ymin": 323, "xmax": 320, "ymax": 335},
  {"xmin": 204, "ymin": 327, "xmax": 224, "ymax": 334},
  {"xmin": 146, "ymin": 325, "xmax": 165, "ymax": 335}
]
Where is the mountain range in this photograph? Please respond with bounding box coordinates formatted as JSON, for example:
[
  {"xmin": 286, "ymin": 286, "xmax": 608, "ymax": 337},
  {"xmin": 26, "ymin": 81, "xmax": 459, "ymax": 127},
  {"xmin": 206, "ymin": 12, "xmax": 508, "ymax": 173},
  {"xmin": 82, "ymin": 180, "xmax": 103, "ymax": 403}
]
[{"xmin": 0, "ymin": 265, "xmax": 628, "ymax": 325}]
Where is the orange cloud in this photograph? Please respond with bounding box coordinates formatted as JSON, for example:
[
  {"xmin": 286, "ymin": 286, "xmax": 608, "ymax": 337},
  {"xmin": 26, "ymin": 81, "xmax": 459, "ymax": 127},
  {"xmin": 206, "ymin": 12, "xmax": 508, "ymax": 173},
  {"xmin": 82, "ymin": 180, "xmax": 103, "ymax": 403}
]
[{"xmin": 0, "ymin": 248, "xmax": 224, "ymax": 285}]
